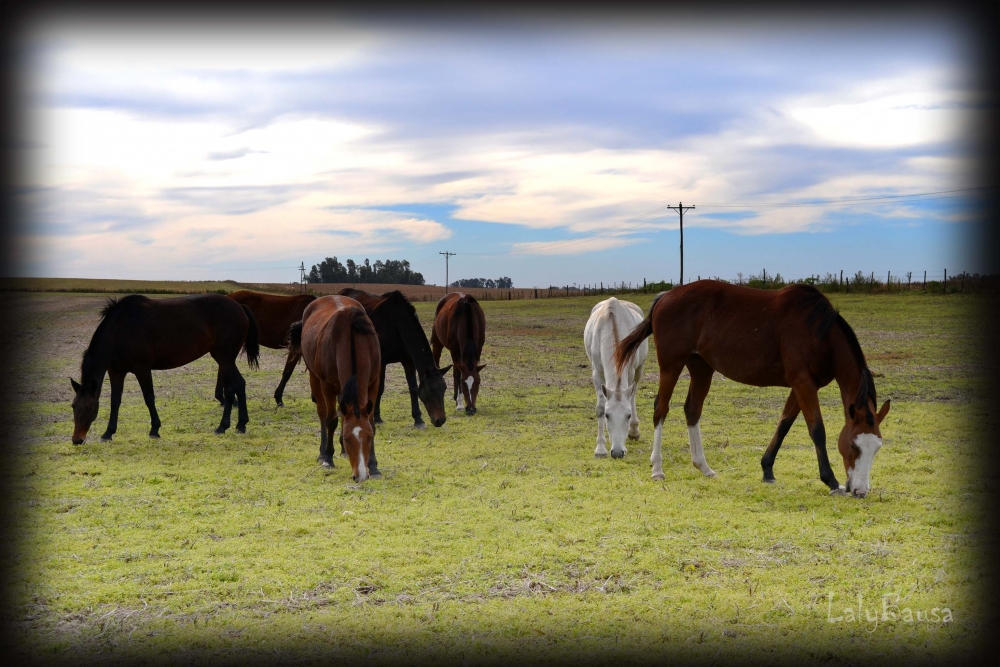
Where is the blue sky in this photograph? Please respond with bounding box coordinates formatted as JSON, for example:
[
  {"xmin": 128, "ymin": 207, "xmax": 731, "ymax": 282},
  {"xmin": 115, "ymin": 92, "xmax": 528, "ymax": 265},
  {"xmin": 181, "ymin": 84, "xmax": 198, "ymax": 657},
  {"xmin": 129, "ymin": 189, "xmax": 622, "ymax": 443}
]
[{"xmin": 13, "ymin": 13, "xmax": 989, "ymax": 286}]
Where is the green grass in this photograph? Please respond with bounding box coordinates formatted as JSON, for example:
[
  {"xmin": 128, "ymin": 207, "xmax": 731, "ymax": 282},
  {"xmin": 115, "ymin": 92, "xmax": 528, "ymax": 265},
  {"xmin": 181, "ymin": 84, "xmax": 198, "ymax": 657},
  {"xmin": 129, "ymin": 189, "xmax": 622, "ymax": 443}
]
[{"xmin": 2, "ymin": 291, "xmax": 995, "ymax": 665}]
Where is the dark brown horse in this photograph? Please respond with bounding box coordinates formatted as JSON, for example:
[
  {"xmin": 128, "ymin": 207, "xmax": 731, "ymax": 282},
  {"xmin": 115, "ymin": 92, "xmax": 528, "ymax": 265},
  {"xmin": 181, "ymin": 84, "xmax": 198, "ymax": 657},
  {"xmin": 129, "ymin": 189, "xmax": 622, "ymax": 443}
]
[
  {"xmin": 70, "ymin": 294, "xmax": 260, "ymax": 444},
  {"xmin": 226, "ymin": 290, "xmax": 315, "ymax": 406},
  {"xmin": 614, "ymin": 281, "xmax": 889, "ymax": 496},
  {"xmin": 338, "ymin": 288, "xmax": 450, "ymax": 429},
  {"xmin": 431, "ymin": 292, "xmax": 486, "ymax": 416},
  {"xmin": 287, "ymin": 295, "xmax": 381, "ymax": 481}
]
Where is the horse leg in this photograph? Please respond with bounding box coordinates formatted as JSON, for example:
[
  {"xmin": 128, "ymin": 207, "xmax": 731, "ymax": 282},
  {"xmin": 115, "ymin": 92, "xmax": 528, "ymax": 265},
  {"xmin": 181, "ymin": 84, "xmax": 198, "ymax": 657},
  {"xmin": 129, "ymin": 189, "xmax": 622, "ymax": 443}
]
[
  {"xmin": 627, "ymin": 364, "xmax": 642, "ymax": 441},
  {"xmin": 273, "ymin": 347, "xmax": 301, "ymax": 407},
  {"xmin": 453, "ymin": 363, "xmax": 465, "ymax": 412},
  {"xmin": 233, "ymin": 366, "xmax": 249, "ymax": 433},
  {"xmin": 791, "ymin": 381, "xmax": 843, "ymax": 492},
  {"xmin": 592, "ymin": 367, "xmax": 608, "ymax": 458},
  {"xmin": 374, "ymin": 363, "xmax": 388, "ymax": 426},
  {"xmin": 683, "ymin": 355, "xmax": 717, "ymax": 477},
  {"xmin": 761, "ymin": 390, "xmax": 800, "ymax": 483},
  {"xmin": 100, "ymin": 370, "xmax": 127, "ymax": 441},
  {"xmin": 650, "ymin": 363, "xmax": 684, "ymax": 481},
  {"xmin": 310, "ymin": 374, "xmax": 333, "ymax": 467},
  {"xmin": 133, "ymin": 368, "xmax": 162, "ymax": 439},
  {"xmin": 401, "ymin": 359, "xmax": 425, "ymax": 428},
  {"xmin": 214, "ymin": 363, "xmax": 236, "ymax": 434},
  {"xmin": 214, "ymin": 371, "xmax": 225, "ymax": 405},
  {"xmin": 368, "ymin": 412, "xmax": 382, "ymax": 479}
]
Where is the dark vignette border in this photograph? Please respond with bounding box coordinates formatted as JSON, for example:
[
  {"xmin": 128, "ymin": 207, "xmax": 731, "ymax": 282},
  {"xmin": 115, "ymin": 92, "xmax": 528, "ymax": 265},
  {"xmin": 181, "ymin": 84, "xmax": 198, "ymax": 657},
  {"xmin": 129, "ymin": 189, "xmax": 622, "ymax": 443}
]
[{"xmin": 0, "ymin": 1, "xmax": 997, "ymax": 666}]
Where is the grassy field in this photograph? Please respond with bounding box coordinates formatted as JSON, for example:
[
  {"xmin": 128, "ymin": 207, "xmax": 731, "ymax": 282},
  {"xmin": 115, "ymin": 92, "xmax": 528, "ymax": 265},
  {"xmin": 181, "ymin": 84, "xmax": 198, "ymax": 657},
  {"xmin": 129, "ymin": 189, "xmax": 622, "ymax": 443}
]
[{"xmin": 1, "ymin": 290, "xmax": 995, "ymax": 665}]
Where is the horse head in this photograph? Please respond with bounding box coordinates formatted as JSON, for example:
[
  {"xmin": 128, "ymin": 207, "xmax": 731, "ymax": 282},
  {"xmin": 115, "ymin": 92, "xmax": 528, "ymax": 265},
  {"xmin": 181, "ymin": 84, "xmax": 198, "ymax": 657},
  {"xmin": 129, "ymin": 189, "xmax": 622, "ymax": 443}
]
[
  {"xmin": 418, "ymin": 365, "xmax": 451, "ymax": 427},
  {"xmin": 339, "ymin": 378, "xmax": 375, "ymax": 482},
  {"xmin": 837, "ymin": 370, "xmax": 890, "ymax": 497},
  {"xmin": 70, "ymin": 377, "xmax": 101, "ymax": 444},
  {"xmin": 601, "ymin": 382, "xmax": 637, "ymax": 459}
]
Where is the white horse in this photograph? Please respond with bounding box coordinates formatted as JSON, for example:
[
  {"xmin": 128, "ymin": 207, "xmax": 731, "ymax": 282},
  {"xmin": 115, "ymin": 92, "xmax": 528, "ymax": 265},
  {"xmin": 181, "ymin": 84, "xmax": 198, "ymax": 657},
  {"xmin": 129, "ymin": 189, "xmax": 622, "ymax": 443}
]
[{"xmin": 584, "ymin": 297, "xmax": 648, "ymax": 458}]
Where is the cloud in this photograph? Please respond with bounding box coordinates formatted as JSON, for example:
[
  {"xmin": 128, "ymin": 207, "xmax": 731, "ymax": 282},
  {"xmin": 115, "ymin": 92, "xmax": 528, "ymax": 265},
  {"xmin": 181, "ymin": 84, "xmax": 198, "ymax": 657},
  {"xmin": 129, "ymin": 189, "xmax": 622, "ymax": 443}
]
[
  {"xmin": 206, "ymin": 147, "xmax": 268, "ymax": 161},
  {"xmin": 510, "ymin": 235, "xmax": 643, "ymax": 255}
]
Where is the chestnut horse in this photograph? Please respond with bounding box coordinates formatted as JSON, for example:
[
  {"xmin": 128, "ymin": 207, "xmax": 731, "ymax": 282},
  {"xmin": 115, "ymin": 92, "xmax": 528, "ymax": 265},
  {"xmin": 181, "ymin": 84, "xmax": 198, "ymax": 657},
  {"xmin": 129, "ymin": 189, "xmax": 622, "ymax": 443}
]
[
  {"xmin": 431, "ymin": 292, "xmax": 486, "ymax": 416},
  {"xmin": 226, "ymin": 290, "xmax": 315, "ymax": 406},
  {"xmin": 338, "ymin": 288, "xmax": 451, "ymax": 428},
  {"xmin": 70, "ymin": 294, "xmax": 260, "ymax": 444},
  {"xmin": 614, "ymin": 281, "xmax": 889, "ymax": 496},
  {"xmin": 287, "ymin": 295, "xmax": 381, "ymax": 481}
]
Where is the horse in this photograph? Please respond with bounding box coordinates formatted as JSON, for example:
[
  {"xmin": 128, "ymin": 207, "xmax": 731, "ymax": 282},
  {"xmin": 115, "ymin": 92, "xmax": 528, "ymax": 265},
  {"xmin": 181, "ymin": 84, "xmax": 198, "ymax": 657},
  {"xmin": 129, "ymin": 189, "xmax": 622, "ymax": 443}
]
[
  {"xmin": 614, "ymin": 281, "xmax": 890, "ymax": 496},
  {"xmin": 338, "ymin": 289, "xmax": 451, "ymax": 429},
  {"xmin": 287, "ymin": 295, "xmax": 381, "ymax": 481},
  {"xmin": 584, "ymin": 297, "xmax": 648, "ymax": 459},
  {"xmin": 225, "ymin": 290, "xmax": 315, "ymax": 406},
  {"xmin": 70, "ymin": 294, "xmax": 260, "ymax": 444},
  {"xmin": 431, "ymin": 292, "xmax": 486, "ymax": 416}
]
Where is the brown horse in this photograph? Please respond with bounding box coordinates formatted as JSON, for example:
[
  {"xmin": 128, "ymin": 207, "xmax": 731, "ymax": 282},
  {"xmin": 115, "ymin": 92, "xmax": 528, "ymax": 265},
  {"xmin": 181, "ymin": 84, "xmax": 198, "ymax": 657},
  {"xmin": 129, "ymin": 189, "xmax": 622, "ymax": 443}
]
[
  {"xmin": 287, "ymin": 295, "xmax": 381, "ymax": 481},
  {"xmin": 614, "ymin": 281, "xmax": 889, "ymax": 496},
  {"xmin": 338, "ymin": 288, "xmax": 450, "ymax": 428},
  {"xmin": 226, "ymin": 290, "xmax": 315, "ymax": 406},
  {"xmin": 431, "ymin": 292, "xmax": 486, "ymax": 415},
  {"xmin": 71, "ymin": 294, "xmax": 260, "ymax": 444}
]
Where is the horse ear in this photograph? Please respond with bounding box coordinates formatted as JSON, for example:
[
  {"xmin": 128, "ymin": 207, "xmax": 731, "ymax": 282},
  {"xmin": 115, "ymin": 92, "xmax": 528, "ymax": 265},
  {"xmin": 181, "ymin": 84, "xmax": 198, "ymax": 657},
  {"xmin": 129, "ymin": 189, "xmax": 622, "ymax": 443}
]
[
  {"xmin": 439, "ymin": 364, "xmax": 453, "ymax": 375},
  {"xmin": 601, "ymin": 385, "xmax": 609, "ymax": 399},
  {"xmin": 848, "ymin": 404, "xmax": 856, "ymax": 420},
  {"xmin": 70, "ymin": 378, "xmax": 81, "ymax": 393},
  {"xmin": 476, "ymin": 364, "xmax": 486, "ymax": 372},
  {"xmin": 876, "ymin": 399, "xmax": 891, "ymax": 424}
]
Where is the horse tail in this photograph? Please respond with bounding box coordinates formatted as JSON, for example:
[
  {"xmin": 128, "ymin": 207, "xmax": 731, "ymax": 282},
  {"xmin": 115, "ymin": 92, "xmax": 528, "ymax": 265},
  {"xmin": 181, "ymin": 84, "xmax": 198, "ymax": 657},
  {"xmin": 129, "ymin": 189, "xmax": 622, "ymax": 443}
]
[
  {"xmin": 613, "ymin": 313, "xmax": 653, "ymax": 377},
  {"xmin": 286, "ymin": 320, "xmax": 303, "ymax": 357},
  {"xmin": 457, "ymin": 295, "xmax": 479, "ymax": 369},
  {"xmin": 341, "ymin": 308, "xmax": 375, "ymax": 415},
  {"xmin": 240, "ymin": 304, "xmax": 260, "ymax": 370}
]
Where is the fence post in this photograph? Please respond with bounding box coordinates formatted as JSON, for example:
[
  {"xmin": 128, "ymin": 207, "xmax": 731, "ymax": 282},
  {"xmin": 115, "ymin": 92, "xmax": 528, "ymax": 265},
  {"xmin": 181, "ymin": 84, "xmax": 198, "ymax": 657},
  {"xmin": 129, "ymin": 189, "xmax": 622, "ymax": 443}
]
[
  {"xmin": 943, "ymin": 269, "xmax": 947, "ymax": 294},
  {"xmin": 887, "ymin": 270, "xmax": 890, "ymax": 292},
  {"xmin": 840, "ymin": 270, "xmax": 843, "ymax": 288},
  {"xmin": 763, "ymin": 269, "xmax": 766, "ymax": 288},
  {"xmin": 846, "ymin": 276, "xmax": 849, "ymax": 294},
  {"xmin": 923, "ymin": 270, "xmax": 926, "ymax": 291}
]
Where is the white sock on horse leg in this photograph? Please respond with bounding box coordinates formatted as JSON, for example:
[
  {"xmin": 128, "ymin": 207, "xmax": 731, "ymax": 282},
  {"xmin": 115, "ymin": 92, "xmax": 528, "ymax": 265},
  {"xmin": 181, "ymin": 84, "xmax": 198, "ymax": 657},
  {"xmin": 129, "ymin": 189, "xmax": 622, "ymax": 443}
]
[
  {"xmin": 688, "ymin": 422, "xmax": 717, "ymax": 477},
  {"xmin": 651, "ymin": 420, "xmax": 664, "ymax": 480}
]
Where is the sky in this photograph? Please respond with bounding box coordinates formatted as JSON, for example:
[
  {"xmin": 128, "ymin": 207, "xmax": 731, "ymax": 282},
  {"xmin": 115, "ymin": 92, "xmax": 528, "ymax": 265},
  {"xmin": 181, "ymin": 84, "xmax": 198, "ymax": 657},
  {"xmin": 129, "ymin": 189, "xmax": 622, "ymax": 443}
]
[{"xmin": 11, "ymin": 11, "xmax": 992, "ymax": 287}]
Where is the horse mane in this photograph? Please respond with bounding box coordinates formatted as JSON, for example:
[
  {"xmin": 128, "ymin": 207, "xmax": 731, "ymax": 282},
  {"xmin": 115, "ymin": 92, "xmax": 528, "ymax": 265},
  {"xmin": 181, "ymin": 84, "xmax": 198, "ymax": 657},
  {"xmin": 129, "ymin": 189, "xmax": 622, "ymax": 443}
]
[
  {"xmin": 376, "ymin": 289, "xmax": 417, "ymax": 315},
  {"xmin": 99, "ymin": 294, "xmax": 147, "ymax": 320}
]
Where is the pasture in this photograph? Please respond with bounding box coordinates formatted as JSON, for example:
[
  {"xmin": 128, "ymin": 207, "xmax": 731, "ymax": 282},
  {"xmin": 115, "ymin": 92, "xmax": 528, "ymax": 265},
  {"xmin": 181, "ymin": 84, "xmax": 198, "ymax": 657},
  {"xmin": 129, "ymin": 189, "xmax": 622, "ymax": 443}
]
[{"xmin": 2, "ymin": 290, "xmax": 994, "ymax": 665}]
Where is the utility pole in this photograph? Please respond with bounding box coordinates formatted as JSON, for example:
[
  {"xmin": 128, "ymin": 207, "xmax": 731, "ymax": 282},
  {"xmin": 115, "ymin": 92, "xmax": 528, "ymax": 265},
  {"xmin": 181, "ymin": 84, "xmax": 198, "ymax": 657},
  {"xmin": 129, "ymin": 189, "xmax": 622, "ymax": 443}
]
[
  {"xmin": 666, "ymin": 202, "xmax": 695, "ymax": 286},
  {"xmin": 298, "ymin": 262, "xmax": 306, "ymax": 294},
  {"xmin": 440, "ymin": 251, "xmax": 456, "ymax": 295}
]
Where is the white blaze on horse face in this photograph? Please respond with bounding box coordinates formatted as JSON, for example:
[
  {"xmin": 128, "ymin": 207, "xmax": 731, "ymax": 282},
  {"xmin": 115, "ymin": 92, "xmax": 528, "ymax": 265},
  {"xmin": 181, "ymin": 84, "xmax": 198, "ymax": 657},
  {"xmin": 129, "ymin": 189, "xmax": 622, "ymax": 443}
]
[
  {"xmin": 688, "ymin": 422, "xmax": 717, "ymax": 477},
  {"xmin": 352, "ymin": 426, "xmax": 362, "ymax": 440},
  {"xmin": 848, "ymin": 433, "xmax": 881, "ymax": 496}
]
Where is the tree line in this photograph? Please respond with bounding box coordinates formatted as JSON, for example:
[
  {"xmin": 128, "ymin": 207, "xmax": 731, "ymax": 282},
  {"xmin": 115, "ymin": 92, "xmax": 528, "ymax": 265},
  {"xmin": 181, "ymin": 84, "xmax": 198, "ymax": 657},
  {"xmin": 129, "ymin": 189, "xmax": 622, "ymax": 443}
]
[
  {"xmin": 450, "ymin": 277, "xmax": 513, "ymax": 289},
  {"xmin": 307, "ymin": 257, "xmax": 425, "ymax": 285}
]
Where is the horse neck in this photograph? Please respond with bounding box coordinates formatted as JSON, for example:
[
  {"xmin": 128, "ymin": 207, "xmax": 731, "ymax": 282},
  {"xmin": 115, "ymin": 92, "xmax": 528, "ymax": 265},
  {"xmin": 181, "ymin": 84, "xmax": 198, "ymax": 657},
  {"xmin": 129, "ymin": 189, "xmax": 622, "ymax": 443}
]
[
  {"xmin": 830, "ymin": 323, "xmax": 866, "ymax": 414},
  {"xmin": 81, "ymin": 321, "xmax": 112, "ymax": 385},
  {"xmin": 397, "ymin": 312, "xmax": 437, "ymax": 375}
]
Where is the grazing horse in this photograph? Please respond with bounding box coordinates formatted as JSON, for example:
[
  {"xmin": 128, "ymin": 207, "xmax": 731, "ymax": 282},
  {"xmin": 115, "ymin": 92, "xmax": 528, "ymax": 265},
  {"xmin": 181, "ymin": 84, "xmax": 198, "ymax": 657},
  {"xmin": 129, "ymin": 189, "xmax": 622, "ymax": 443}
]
[
  {"xmin": 225, "ymin": 290, "xmax": 315, "ymax": 406},
  {"xmin": 287, "ymin": 295, "xmax": 381, "ymax": 481},
  {"xmin": 70, "ymin": 294, "xmax": 260, "ymax": 444},
  {"xmin": 584, "ymin": 297, "xmax": 648, "ymax": 459},
  {"xmin": 338, "ymin": 289, "xmax": 451, "ymax": 429},
  {"xmin": 431, "ymin": 292, "xmax": 486, "ymax": 415},
  {"xmin": 614, "ymin": 281, "xmax": 890, "ymax": 496}
]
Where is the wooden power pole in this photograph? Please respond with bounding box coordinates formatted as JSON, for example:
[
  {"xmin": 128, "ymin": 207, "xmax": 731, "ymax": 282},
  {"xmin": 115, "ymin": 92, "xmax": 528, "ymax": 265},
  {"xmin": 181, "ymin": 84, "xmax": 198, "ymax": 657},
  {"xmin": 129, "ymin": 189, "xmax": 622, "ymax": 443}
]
[
  {"xmin": 440, "ymin": 251, "xmax": 456, "ymax": 295},
  {"xmin": 667, "ymin": 202, "xmax": 695, "ymax": 286}
]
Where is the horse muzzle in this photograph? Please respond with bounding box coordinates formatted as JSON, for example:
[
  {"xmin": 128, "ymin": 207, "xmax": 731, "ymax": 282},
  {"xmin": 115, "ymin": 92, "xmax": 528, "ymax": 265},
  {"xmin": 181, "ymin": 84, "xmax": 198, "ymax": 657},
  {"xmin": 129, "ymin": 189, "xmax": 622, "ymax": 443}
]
[{"xmin": 433, "ymin": 416, "xmax": 446, "ymax": 427}]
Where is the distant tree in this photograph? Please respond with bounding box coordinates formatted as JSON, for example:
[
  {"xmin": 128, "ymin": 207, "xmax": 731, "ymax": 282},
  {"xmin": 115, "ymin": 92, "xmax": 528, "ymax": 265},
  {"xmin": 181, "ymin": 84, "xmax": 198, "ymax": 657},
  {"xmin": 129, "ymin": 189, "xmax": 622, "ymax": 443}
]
[
  {"xmin": 451, "ymin": 277, "xmax": 513, "ymax": 288},
  {"xmin": 307, "ymin": 257, "xmax": 425, "ymax": 284}
]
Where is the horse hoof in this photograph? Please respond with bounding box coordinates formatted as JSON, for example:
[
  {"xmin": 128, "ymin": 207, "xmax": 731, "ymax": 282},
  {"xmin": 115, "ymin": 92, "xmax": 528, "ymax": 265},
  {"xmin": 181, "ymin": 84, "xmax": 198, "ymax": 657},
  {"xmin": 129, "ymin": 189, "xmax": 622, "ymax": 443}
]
[
  {"xmin": 830, "ymin": 486, "xmax": 849, "ymax": 496},
  {"xmin": 275, "ymin": 400, "xmax": 284, "ymax": 408},
  {"xmin": 100, "ymin": 434, "xmax": 113, "ymax": 442},
  {"xmin": 762, "ymin": 476, "xmax": 776, "ymax": 484},
  {"xmin": 214, "ymin": 427, "xmax": 227, "ymax": 435},
  {"xmin": 594, "ymin": 451, "xmax": 608, "ymax": 458},
  {"xmin": 627, "ymin": 432, "xmax": 640, "ymax": 441},
  {"xmin": 149, "ymin": 432, "xmax": 161, "ymax": 439},
  {"xmin": 413, "ymin": 422, "xmax": 426, "ymax": 430},
  {"xmin": 369, "ymin": 470, "xmax": 383, "ymax": 480},
  {"xmin": 236, "ymin": 426, "xmax": 246, "ymax": 434},
  {"xmin": 320, "ymin": 460, "xmax": 333, "ymax": 469},
  {"xmin": 374, "ymin": 418, "xmax": 385, "ymax": 426},
  {"xmin": 651, "ymin": 472, "xmax": 665, "ymax": 481}
]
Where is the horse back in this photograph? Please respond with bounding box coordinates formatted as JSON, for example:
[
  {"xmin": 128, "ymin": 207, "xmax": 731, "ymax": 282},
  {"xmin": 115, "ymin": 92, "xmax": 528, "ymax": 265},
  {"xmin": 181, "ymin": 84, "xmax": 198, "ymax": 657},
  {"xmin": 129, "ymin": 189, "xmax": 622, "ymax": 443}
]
[
  {"xmin": 300, "ymin": 296, "xmax": 381, "ymax": 403},
  {"xmin": 228, "ymin": 290, "xmax": 314, "ymax": 348},
  {"xmin": 587, "ymin": 298, "xmax": 647, "ymax": 382}
]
